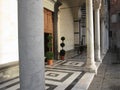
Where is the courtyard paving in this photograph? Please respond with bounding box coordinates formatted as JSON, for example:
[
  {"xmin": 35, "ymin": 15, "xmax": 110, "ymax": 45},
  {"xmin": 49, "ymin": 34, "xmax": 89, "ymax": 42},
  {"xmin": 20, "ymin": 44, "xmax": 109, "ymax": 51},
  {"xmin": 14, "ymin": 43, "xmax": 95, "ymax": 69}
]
[
  {"xmin": 0, "ymin": 52, "xmax": 95, "ymax": 90},
  {"xmin": 1, "ymin": 51, "xmax": 119, "ymax": 90},
  {"xmin": 88, "ymin": 51, "xmax": 120, "ymax": 90}
]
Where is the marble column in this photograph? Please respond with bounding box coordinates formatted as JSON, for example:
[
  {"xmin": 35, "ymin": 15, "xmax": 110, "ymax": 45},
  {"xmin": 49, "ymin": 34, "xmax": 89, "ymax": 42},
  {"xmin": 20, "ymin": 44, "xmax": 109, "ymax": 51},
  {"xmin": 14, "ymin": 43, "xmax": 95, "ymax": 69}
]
[
  {"xmin": 100, "ymin": 3, "xmax": 106, "ymax": 55},
  {"xmin": 106, "ymin": 28, "xmax": 109, "ymax": 50},
  {"xmin": 18, "ymin": 0, "xmax": 45, "ymax": 90},
  {"xmin": 101, "ymin": 18, "xmax": 106, "ymax": 55},
  {"xmin": 85, "ymin": 0, "xmax": 96, "ymax": 72},
  {"xmin": 94, "ymin": 0, "xmax": 102, "ymax": 62}
]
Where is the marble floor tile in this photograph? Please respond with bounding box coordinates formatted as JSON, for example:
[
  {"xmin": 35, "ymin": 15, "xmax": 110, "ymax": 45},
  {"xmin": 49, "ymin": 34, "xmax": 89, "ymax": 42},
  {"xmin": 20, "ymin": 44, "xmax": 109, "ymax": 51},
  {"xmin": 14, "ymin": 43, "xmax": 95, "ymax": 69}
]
[
  {"xmin": 0, "ymin": 53, "xmax": 97, "ymax": 90},
  {"xmin": 72, "ymin": 73, "xmax": 95, "ymax": 90},
  {"xmin": 0, "ymin": 68, "xmax": 86, "ymax": 90},
  {"xmin": 46, "ymin": 60, "xmax": 85, "ymax": 71},
  {"xmin": 0, "ymin": 77, "xmax": 19, "ymax": 90},
  {"xmin": 45, "ymin": 69, "xmax": 85, "ymax": 90}
]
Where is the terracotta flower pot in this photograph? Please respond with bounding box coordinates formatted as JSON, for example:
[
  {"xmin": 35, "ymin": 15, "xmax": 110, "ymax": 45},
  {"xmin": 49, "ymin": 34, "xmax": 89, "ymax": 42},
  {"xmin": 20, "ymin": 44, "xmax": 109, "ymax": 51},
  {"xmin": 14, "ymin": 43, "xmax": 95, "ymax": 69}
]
[
  {"xmin": 60, "ymin": 56, "xmax": 64, "ymax": 60},
  {"xmin": 48, "ymin": 60, "xmax": 53, "ymax": 65}
]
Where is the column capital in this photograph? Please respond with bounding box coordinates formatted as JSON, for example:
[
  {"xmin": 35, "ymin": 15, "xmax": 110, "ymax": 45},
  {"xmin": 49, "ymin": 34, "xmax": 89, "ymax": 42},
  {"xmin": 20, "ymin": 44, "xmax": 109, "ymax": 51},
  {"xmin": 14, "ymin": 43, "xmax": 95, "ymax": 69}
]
[
  {"xmin": 100, "ymin": 3, "xmax": 105, "ymax": 20},
  {"xmin": 94, "ymin": 0, "xmax": 101, "ymax": 10}
]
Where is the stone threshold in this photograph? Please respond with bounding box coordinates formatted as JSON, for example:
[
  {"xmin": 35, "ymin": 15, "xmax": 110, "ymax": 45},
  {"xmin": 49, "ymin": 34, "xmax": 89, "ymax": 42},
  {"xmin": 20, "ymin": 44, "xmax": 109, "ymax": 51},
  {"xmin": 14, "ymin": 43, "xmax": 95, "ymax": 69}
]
[{"xmin": 0, "ymin": 61, "xmax": 19, "ymax": 70}]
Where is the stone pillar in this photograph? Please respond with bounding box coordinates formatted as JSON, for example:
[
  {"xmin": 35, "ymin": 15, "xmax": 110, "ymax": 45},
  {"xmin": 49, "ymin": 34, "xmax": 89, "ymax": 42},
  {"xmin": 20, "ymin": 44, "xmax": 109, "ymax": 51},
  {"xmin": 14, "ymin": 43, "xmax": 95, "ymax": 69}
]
[
  {"xmin": 18, "ymin": 0, "xmax": 45, "ymax": 90},
  {"xmin": 101, "ymin": 18, "xmax": 106, "ymax": 55},
  {"xmin": 85, "ymin": 0, "xmax": 96, "ymax": 72},
  {"xmin": 94, "ymin": 0, "xmax": 102, "ymax": 62},
  {"xmin": 106, "ymin": 28, "xmax": 109, "ymax": 50},
  {"xmin": 53, "ymin": 1, "xmax": 62, "ymax": 59},
  {"xmin": 100, "ymin": 3, "xmax": 106, "ymax": 55}
]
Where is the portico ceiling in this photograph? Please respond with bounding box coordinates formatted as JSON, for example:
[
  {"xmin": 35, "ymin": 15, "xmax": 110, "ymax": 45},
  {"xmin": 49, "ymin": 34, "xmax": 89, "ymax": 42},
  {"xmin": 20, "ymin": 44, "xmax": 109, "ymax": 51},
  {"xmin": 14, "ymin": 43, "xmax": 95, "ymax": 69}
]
[
  {"xmin": 59, "ymin": 0, "xmax": 85, "ymax": 20},
  {"xmin": 60, "ymin": 0, "xmax": 85, "ymax": 7}
]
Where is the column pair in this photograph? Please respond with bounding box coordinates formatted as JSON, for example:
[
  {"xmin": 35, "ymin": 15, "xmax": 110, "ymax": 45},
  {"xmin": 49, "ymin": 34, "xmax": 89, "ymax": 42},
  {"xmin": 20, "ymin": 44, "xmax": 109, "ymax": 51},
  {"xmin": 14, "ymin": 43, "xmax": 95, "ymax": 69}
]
[{"xmin": 85, "ymin": 0, "xmax": 101, "ymax": 72}]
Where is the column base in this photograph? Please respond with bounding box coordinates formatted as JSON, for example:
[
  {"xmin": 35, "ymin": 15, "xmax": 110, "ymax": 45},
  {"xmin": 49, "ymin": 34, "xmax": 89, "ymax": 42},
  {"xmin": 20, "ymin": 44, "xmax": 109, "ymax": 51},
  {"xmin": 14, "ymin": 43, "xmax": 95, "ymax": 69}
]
[
  {"xmin": 84, "ymin": 64, "xmax": 97, "ymax": 73},
  {"xmin": 95, "ymin": 58, "xmax": 102, "ymax": 63},
  {"xmin": 102, "ymin": 49, "xmax": 107, "ymax": 55}
]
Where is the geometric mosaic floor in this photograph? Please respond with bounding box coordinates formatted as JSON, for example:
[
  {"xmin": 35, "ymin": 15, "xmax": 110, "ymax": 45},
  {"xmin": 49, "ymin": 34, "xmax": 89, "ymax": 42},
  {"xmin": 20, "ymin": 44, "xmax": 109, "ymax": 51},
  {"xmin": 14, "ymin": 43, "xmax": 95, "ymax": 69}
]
[
  {"xmin": 0, "ymin": 69, "xmax": 85, "ymax": 90},
  {"xmin": 0, "ymin": 58, "xmax": 96, "ymax": 90},
  {"xmin": 45, "ymin": 60, "xmax": 85, "ymax": 90},
  {"xmin": 46, "ymin": 60, "xmax": 85, "ymax": 71},
  {"xmin": 0, "ymin": 53, "xmax": 101, "ymax": 90},
  {"xmin": 0, "ymin": 76, "xmax": 20, "ymax": 90},
  {"xmin": 45, "ymin": 69, "xmax": 85, "ymax": 90}
]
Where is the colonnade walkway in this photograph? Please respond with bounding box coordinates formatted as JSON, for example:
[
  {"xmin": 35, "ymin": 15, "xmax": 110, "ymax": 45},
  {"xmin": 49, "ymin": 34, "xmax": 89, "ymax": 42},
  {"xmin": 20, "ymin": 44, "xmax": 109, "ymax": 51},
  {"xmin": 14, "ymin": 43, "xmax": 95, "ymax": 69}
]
[
  {"xmin": 1, "ymin": 51, "xmax": 118, "ymax": 90},
  {"xmin": 88, "ymin": 50, "xmax": 120, "ymax": 90}
]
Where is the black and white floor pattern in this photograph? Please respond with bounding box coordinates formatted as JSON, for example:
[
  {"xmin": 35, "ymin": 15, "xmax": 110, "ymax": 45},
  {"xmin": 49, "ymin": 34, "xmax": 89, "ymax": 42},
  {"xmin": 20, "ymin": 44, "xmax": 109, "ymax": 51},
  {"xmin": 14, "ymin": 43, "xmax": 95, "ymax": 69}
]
[
  {"xmin": 0, "ymin": 69, "xmax": 85, "ymax": 90},
  {"xmin": 45, "ymin": 69, "xmax": 85, "ymax": 90},
  {"xmin": 0, "ymin": 57, "xmax": 88, "ymax": 90},
  {"xmin": 0, "ymin": 76, "xmax": 20, "ymax": 90},
  {"xmin": 46, "ymin": 60, "xmax": 85, "ymax": 71}
]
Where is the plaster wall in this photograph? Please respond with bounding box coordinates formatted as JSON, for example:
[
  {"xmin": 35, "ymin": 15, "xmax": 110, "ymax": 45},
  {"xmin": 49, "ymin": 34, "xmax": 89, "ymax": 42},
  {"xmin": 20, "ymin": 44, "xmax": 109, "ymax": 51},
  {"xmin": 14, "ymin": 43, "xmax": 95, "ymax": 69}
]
[{"xmin": 58, "ymin": 1, "xmax": 74, "ymax": 51}]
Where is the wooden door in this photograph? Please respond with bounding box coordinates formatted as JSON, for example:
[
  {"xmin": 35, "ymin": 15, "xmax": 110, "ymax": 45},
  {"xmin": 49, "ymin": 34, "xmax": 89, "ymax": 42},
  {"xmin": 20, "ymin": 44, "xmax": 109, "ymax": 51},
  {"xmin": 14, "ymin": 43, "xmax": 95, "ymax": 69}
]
[{"xmin": 44, "ymin": 8, "xmax": 53, "ymax": 34}]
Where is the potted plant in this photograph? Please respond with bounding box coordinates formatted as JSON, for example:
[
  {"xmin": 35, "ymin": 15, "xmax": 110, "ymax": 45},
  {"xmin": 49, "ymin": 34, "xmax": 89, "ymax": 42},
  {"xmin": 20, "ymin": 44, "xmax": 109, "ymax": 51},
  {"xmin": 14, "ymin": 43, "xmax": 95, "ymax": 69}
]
[
  {"xmin": 60, "ymin": 49, "xmax": 65, "ymax": 60},
  {"xmin": 60, "ymin": 36, "xmax": 66, "ymax": 60},
  {"xmin": 46, "ymin": 51, "xmax": 54, "ymax": 65},
  {"xmin": 45, "ymin": 34, "xmax": 54, "ymax": 65}
]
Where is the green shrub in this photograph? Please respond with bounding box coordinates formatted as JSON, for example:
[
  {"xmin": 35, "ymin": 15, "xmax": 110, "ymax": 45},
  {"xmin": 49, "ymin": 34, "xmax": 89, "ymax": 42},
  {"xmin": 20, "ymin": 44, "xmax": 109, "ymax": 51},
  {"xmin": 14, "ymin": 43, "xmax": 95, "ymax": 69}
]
[
  {"xmin": 47, "ymin": 42, "xmax": 52, "ymax": 48},
  {"xmin": 60, "ymin": 49, "xmax": 65, "ymax": 56},
  {"xmin": 61, "ymin": 36, "xmax": 65, "ymax": 41},
  {"xmin": 60, "ymin": 43, "xmax": 65, "ymax": 47},
  {"xmin": 46, "ymin": 51, "xmax": 54, "ymax": 60},
  {"xmin": 47, "ymin": 35, "xmax": 52, "ymax": 40}
]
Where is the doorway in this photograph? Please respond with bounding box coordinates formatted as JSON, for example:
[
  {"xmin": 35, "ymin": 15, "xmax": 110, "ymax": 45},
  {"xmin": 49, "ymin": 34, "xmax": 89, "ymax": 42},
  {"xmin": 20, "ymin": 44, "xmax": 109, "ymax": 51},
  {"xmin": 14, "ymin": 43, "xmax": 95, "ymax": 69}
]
[{"xmin": 44, "ymin": 8, "xmax": 54, "ymax": 61}]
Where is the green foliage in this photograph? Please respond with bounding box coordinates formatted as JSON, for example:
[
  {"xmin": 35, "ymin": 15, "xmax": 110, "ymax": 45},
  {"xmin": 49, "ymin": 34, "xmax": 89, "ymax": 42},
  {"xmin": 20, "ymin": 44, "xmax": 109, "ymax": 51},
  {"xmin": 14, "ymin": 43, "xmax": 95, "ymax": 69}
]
[
  {"xmin": 46, "ymin": 51, "xmax": 54, "ymax": 60},
  {"xmin": 46, "ymin": 34, "xmax": 54, "ymax": 60},
  {"xmin": 47, "ymin": 35, "xmax": 52, "ymax": 40},
  {"xmin": 60, "ymin": 49, "xmax": 65, "ymax": 56},
  {"xmin": 61, "ymin": 36, "xmax": 65, "ymax": 41},
  {"xmin": 60, "ymin": 42, "xmax": 65, "ymax": 47},
  {"xmin": 47, "ymin": 42, "xmax": 52, "ymax": 48},
  {"xmin": 60, "ymin": 36, "xmax": 66, "ymax": 56}
]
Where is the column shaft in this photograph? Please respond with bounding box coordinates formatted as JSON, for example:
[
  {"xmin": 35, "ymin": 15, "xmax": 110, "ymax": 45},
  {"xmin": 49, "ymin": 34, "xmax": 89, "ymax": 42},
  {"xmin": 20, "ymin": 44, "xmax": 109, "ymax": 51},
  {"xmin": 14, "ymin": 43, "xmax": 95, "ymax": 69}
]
[
  {"xmin": 101, "ymin": 19, "xmax": 106, "ymax": 55},
  {"xmin": 95, "ymin": 9, "xmax": 101, "ymax": 62},
  {"xmin": 85, "ymin": 0, "xmax": 96, "ymax": 71},
  {"xmin": 18, "ymin": 0, "xmax": 45, "ymax": 90}
]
